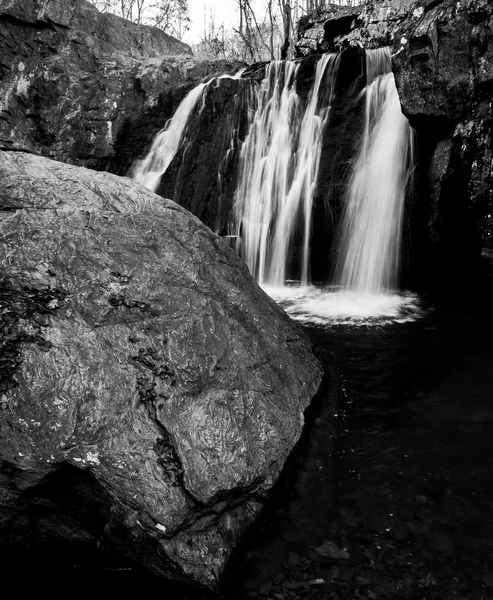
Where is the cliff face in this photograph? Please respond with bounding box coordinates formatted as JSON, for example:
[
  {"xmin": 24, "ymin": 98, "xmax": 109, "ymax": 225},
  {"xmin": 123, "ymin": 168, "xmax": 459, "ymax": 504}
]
[
  {"xmin": 392, "ymin": 0, "xmax": 493, "ymax": 291},
  {"xmin": 298, "ymin": 0, "xmax": 493, "ymax": 294},
  {"xmin": 0, "ymin": 0, "xmax": 242, "ymax": 172}
]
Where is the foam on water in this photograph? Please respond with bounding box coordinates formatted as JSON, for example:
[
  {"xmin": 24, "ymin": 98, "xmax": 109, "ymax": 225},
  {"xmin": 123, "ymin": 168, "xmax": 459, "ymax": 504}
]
[{"xmin": 262, "ymin": 285, "xmax": 425, "ymax": 326}]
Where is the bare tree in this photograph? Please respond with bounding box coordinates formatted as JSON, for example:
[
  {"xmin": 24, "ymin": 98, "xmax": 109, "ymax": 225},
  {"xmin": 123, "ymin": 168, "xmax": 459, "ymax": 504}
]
[
  {"xmin": 234, "ymin": 0, "xmax": 283, "ymax": 61},
  {"xmin": 147, "ymin": 0, "xmax": 189, "ymax": 37},
  {"xmin": 278, "ymin": 0, "xmax": 292, "ymax": 59},
  {"xmin": 194, "ymin": 6, "xmax": 231, "ymax": 59},
  {"xmin": 87, "ymin": 0, "xmax": 190, "ymax": 37}
]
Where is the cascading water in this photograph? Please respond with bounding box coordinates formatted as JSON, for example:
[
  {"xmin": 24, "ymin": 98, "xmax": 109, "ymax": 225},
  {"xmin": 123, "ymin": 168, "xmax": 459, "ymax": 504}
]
[
  {"xmin": 269, "ymin": 48, "xmax": 421, "ymax": 325},
  {"xmin": 131, "ymin": 50, "xmax": 421, "ymax": 325},
  {"xmin": 132, "ymin": 83, "xmax": 208, "ymax": 192},
  {"xmin": 233, "ymin": 54, "xmax": 339, "ymax": 287},
  {"xmin": 333, "ymin": 47, "xmax": 415, "ymax": 295},
  {"xmin": 132, "ymin": 72, "xmax": 244, "ymax": 194}
]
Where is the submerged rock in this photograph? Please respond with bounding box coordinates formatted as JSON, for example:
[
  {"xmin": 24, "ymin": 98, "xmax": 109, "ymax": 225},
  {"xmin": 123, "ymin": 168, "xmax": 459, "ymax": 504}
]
[{"xmin": 0, "ymin": 151, "xmax": 323, "ymax": 589}]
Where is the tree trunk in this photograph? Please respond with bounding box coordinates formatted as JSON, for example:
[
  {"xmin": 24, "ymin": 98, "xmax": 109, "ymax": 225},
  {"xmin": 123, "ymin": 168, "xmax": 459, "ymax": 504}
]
[{"xmin": 280, "ymin": 0, "xmax": 291, "ymax": 60}]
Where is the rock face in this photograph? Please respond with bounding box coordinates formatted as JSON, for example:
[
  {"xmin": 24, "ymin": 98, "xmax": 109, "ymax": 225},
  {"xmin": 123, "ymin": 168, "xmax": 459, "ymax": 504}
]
[
  {"xmin": 0, "ymin": 0, "xmax": 243, "ymax": 172},
  {"xmin": 0, "ymin": 150, "xmax": 323, "ymax": 588},
  {"xmin": 156, "ymin": 75, "xmax": 257, "ymax": 235},
  {"xmin": 391, "ymin": 0, "xmax": 493, "ymax": 291},
  {"xmin": 298, "ymin": 0, "xmax": 493, "ymax": 294}
]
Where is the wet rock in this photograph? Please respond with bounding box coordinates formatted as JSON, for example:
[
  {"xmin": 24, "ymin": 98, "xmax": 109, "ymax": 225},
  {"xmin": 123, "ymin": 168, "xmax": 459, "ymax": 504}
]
[
  {"xmin": 156, "ymin": 76, "xmax": 256, "ymax": 235},
  {"xmin": 259, "ymin": 580, "xmax": 273, "ymax": 595},
  {"xmin": 286, "ymin": 551, "xmax": 301, "ymax": 567},
  {"xmin": 314, "ymin": 540, "xmax": 350, "ymax": 560},
  {"xmin": 0, "ymin": 150, "xmax": 323, "ymax": 589},
  {"xmin": 296, "ymin": 0, "xmax": 416, "ymax": 56}
]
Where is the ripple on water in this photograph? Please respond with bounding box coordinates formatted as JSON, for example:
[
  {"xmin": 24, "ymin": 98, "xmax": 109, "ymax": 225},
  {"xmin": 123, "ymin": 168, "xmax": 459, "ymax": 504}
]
[{"xmin": 262, "ymin": 285, "xmax": 427, "ymax": 326}]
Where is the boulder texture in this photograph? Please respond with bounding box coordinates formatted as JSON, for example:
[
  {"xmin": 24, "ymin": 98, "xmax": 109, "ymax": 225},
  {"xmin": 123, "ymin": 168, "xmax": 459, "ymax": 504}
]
[
  {"xmin": 0, "ymin": 0, "xmax": 243, "ymax": 172},
  {"xmin": 298, "ymin": 0, "xmax": 493, "ymax": 293},
  {"xmin": 0, "ymin": 150, "xmax": 323, "ymax": 588}
]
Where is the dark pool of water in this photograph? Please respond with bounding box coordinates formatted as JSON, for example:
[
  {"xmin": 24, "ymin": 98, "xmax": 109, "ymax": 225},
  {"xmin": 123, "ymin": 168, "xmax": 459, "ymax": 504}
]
[
  {"xmin": 227, "ymin": 303, "xmax": 493, "ymax": 600},
  {"xmin": 2, "ymin": 303, "xmax": 493, "ymax": 599}
]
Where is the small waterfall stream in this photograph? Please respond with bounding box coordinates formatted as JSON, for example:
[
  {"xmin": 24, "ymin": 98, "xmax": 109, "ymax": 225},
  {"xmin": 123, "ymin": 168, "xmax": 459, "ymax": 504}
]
[
  {"xmin": 333, "ymin": 48, "xmax": 415, "ymax": 294},
  {"xmin": 132, "ymin": 72, "xmax": 244, "ymax": 194},
  {"xmin": 132, "ymin": 83, "xmax": 208, "ymax": 192},
  {"xmin": 233, "ymin": 55, "xmax": 339, "ymax": 286}
]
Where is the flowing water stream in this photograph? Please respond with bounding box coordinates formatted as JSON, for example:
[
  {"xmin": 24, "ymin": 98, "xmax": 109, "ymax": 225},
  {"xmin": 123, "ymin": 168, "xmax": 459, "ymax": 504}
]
[
  {"xmin": 250, "ymin": 48, "xmax": 418, "ymax": 325},
  {"xmin": 131, "ymin": 82, "xmax": 208, "ymax": 192},
  {"xmin": 233, "ymin": 54, "xmax": 339, "ymax": 286},
  {"xmin": 131, "ymin": 49, "xmax": 414, "ymax": 325},
  {"xmin": 333, "ymin": 48, "xmax": 414, "ymax": 295},
  {"xmin": 132, "ymin": 72, "xmax": 243, "ymax": 193}
]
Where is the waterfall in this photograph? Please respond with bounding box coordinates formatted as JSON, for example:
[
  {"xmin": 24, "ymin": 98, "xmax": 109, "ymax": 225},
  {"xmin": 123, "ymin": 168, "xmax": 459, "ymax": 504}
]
[
  {"xmin": 263, "ymin": 48, "xmax": 421, "ymax": 326},
  {"xmin": 333, "ymin": 48, "xmax": 415, "ymax": 294},
  {"xmin": 129, "ymin": 50, "xmax": 422, "ymax": 324},
  {"xmin": 132, "ymin": 72, "xmax": 244, "ymax": 194},
  {"xmin": 233, "ymin": 54, "xmax": 339, "ymax": 287},
  {"xmin": 132, "ymin": 83, "xmax": 208, "ymax": 192}
]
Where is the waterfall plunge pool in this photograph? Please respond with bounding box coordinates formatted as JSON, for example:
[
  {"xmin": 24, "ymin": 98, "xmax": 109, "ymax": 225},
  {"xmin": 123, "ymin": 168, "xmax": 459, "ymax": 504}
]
[
  {"xmin": 263, "ymin": 285, "xmax": 427, "ymax": 326},
  {"xmin": 223, "ymin": 300, "xmax": 493, "ymax": 600},
  {"xmin": 1, "ymin": 300, "xmax": 491, "ymax": 600}
]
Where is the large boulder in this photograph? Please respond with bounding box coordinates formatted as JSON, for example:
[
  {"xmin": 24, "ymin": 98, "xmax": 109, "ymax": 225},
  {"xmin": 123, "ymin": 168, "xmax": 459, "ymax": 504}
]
[
  {"xmin": 0, "ymin": 150, "xmax": 323, "ymax": 589},
  {"xmin": 0, "ymin": 0, "xmax": 242, "ymax": 172}
]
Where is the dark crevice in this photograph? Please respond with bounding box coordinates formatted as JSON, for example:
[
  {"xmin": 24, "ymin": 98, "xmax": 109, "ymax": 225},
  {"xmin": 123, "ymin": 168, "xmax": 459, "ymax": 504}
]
[
  {"xmin": 0, "ymin": 280, "xmax": 68, "ymax": 399},
  {"xmin": 0, "ymin": 14, "xmax": 57, "ymax": 31},
  {"xmin": 324, "ymin": 15, "xmax": 358, "ymax": 47},
  {"xmin": 0, "ymin": 146, "xmax": 36, "ymax": 154}
]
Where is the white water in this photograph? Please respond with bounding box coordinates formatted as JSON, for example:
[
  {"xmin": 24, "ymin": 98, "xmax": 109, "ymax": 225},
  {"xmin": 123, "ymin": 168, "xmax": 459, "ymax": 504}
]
[
  {"xmin": 334, "ymin": 48, "xmax": 415, "ymax": 294},
  {"xmin": 263, "ymin": 286, "xmax": 425, "ymax": 326},
  {"xmin": 132, "ymin": 83, "xmax": 208, "ymax": 192},
  {"xmin": 132, "ymin": 72, "xmax": 244, "ymax": 193},
  {"xmin": 260, "ymin": 49, "xmax": 419, "ymax": 326},
  {"xmin": 131, "ymin": 52, "xmax": 419, "ymax": 326},
  {"xmin": 233, "ymin": 55, "xmax": 339, "ymax": 286}
]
